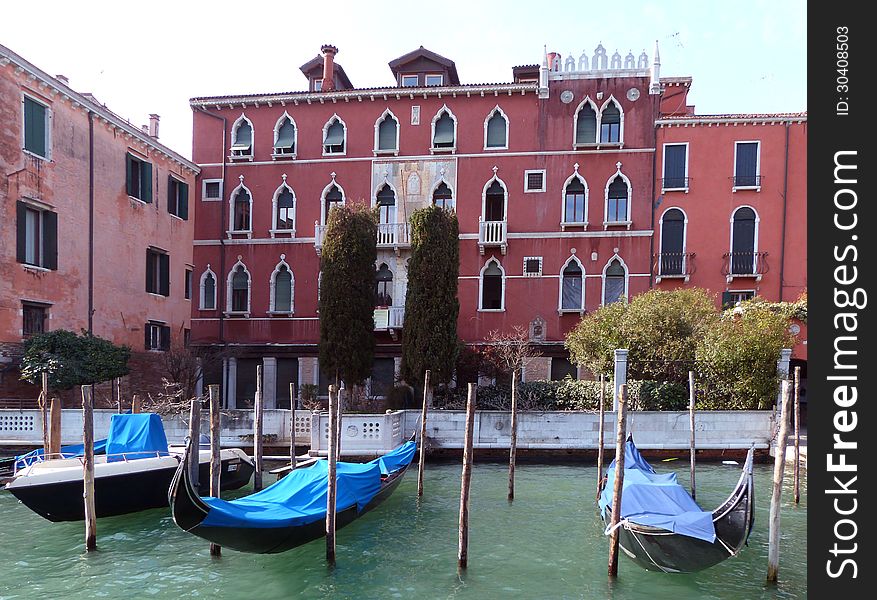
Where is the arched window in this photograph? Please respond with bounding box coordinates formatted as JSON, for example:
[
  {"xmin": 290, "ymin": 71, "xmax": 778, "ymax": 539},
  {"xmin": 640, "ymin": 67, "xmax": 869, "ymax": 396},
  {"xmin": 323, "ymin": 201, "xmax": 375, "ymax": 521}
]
[
  {"xmin": 228, "ymin": 262, "xmax": 250, "ymax": 313},
  {"xmin": 200, "ymin": 267, "xmax": 216, "ymax": 310},
  {"xmin": 272, "ymin": 184, "xmax": 295, "ymax": 232},
  {"xmin": 271, "ymin": 260, "xmax": 293, "ymax": 313},
  {"xmin": 375, "ymin": 263, "xmax": 393, "ymax": 307},
  {"xmin": 484, "ymin": 179, "xmax": 506, "ymax": 222},
  {"xmin": 731, "ymin": 207, "xmax": 758, "ymax": 275},
  {"xmin": 433, "ymin": 182, "xmax": 454, "ymax": 211},
  {"xmin": 485, "ymin": 107, "xmax": 508, "ymax": 149},
  {"xmin": 432, "ymin": 108, "xmax": 456, "ymax": 150},
  {"xmin": 323, "ymin": 116, "xmax": 346, "ymax": 154},
  {"xmin": 560, "ymin": 258, "xmax": 584, "ymax": 312},
  {"xmin": 376, "ymin": 111, "xmax": 399, "ymax": 152},
  {"xmin": 231, "ymin": 185, "xmax": 252, "ymax": 232},
  {"xmin": 321, "ymin": 182, "xmax": 344, "ymax": 225},
  {"xmin": 575, "ymin": 101, "xmax": 597, "ymax": 145},
  {"xmin": 600, "ymin": 101, "xmax": 621, "ymax": 143},
  {"xmin": 659, "ymin": 208, "xmax": 686, "ymax": 275},
  {"xmin": 273, "ymin": 115, "xmax": 296, "ymax": 156},
  {"xmin": 606, "ymin": 176, "xmax": 629, "ymax": 223},
  {"xmin": 231, "ymin": 115, "xmax": 253, "ymax": 158},
  {"xmin": 564, "ymin": 176, "xmax": 587, "ymax": 224},
  {"xmin": 603, "ymin": 258, "xmax": 627, "ymax": 305},
  {"xmin": 376, "ymin": 184, "xmax": 396, "ymax": 224},
  {"xmin": 479, "ymin": 259, "xmax": 504, "ymax": 310}
]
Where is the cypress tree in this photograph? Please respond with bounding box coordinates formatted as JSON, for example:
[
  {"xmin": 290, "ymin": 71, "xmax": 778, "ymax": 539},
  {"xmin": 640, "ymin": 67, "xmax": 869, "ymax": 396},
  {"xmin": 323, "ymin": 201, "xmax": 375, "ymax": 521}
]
[
  {"xmin": 400, "ymin": 205, "xmax": 460, "ymax": 386},
  {"xmin": 318, "ymin": 204, "xmax": 378, "ymax": 385}
]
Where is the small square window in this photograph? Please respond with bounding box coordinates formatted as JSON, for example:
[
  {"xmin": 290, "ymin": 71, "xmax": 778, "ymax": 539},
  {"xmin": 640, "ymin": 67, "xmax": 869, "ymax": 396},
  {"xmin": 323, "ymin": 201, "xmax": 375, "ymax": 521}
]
[
  {"xmin": 126, "ymin": 153, "xmax": 153, "ymax": 202},
  {"xmin": 145, "ymin": 321, "xmax": 170, "ymax": 351},
  {"xmin": 524, "ymin": 170, "xmax": 546, "ymax": 193},
  {"xmin": 401, "ymin": 75, "xmax": 418, "ymax": 87},
  {"xmin": 22, "ymin": 302, "xmax": 49, "ymax": 337},
  {"xmin": 313, "ymin": 79, "xmax": 323, "ymax": 92},
  {"xmin": 168, "ymin": 177, "xmax": 189, "ymax": 219},
  {"xmin": 523, "ymin": 257, "xmax": 543, "ymax": 277},
  {"xmin": 425, "ymin": 74, "xmax": 443, "ymax": 86},
  {"xmin": 202, "ymin": 179, "xmax": 222, "ymax": 201}
]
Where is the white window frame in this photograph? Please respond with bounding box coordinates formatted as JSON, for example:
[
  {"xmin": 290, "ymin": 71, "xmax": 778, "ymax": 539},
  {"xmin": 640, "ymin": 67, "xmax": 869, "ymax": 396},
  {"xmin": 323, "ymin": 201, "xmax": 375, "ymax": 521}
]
[
  {"xmin": 227, "ymin": 178, "xmax": 254, "ymax": 237},
  {"xmin": 558, "ymin": 255, "xmax": 586, "ymax": 314},
  {"xmin": 732, "ymin": 140, "xmax": 762, "ymax": 192},
  {"xmin": 201, "ymin": 178, "xmax": 223, "ymax": 202},
  {"xmin": 524, "ymin": 169, "xmax": 546, "ymax": 193},
  {"xmin": 478, "ymin": 257, "xmax": 506, "ymax": 312},
  {"xmin": 430, "ymin": 178, "xmax": 455, "ymax": 211},
  {"xmin": 603, "ymin": 165, "xmax": 632, "ymax": 228},
  {"xmin": 425, "ymin": 73, "xmax": 444, "ymax": 86},
  {"xmin": 322, "ymin": 114, "xmax": 347, "ymax": 156},
  {"xmin": 21, "ymin": 92, "xmax": 52, "ymax": 161},
  {"xmin": 320, "ymin": 178, "xmax": 346, "ymax": 225},
  {"xmin": 272, "ymin": 112, "xmax": 298, "ymax": 159},
  {"xmin": 481, "ymin": 173, "xmax": 509, "ymax": 223},
  {"xmin": 661, "ymin": 142, "xmax": 690, "ymax": 193},
  {"xmin": 226, "ymin": 258, "xmax": 251, "ymax": 316},
  {"xmin": 572, "ymin": 96, "xmax": 599, "ymax": 148},
  {"xmin": 430, "ymin": 105, "xmax": 457, "ymax": 153},
  {"xmin": 601, "ymin": 255, "xmax": 629, "ymax": 306},
  {"xmin": 597, "ymin": 96, "xmax": 624, "ymax": 146},
  {"xmin": 373, "ymin": 109, "xmax": 400, "ymax": 156},
  {"xmin": 561, "ymin": 169, "xmax": 589, "ymax": 229},
  {"xmin": 483, "ymin": 105, "xmax": 509, "ymax": 150},
  {"xmin": 270, "ymin": 178, "xmax": 296, "ymax": 237},
  {"xmin": 199, "ymin": 265, "xmax": 217, "ymax": 310},
  {"xmin": 523, "ymin": 256, "xmax": 543, "ymax": 277},
  {"xmin": 727, "ymin": 205, "xmax": 761, "ymax": 281},
  {"xmin": 229, "ymin": 113, "xmax": 254, "ymax": 161},
  {"xmin": 401, "ymin": 75, "xmax": 419, "ymax": 87},
  {"xmin": 268, "ymin": 255, "xmax": 294, "ymax": 315}
]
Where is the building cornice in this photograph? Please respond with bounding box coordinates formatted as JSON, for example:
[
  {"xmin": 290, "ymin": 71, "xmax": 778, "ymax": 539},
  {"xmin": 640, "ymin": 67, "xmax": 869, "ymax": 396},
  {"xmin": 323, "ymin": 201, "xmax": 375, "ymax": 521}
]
[
  {"xmin": 657, "ymin": 113, "xmax": 807, "ymax": 127},
  {"xmin": 0, "ymin": 43, "xmax": 199, "ymax": 175}
]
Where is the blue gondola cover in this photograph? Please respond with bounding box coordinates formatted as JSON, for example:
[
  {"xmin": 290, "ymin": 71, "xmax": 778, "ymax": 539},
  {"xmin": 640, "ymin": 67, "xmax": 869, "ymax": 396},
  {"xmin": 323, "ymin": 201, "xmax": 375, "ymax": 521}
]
[{"xmin": 105, "ymin": 413, "xmax": 170, "ymax": 461}]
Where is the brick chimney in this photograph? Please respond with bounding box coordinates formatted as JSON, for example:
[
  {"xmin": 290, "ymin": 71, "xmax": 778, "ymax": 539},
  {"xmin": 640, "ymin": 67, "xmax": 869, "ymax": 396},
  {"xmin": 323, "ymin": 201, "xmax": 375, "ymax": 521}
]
[
  {"xmin": 320, "ymin": 44, "xmax": 338, "ymax": 91},
  {"xmin": 148, "ymin": 114, "xmax": 160, "ymax": 138}
]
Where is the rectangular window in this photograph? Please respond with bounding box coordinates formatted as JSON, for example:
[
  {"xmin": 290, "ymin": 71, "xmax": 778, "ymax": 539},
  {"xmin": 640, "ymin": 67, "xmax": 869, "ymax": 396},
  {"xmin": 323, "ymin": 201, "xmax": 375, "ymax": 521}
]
[
  {"xmin": 202, "ymin": 179, "xmax": 222, "ymax": 201},
  {"xmin": 145, "ymin": 321, "xmax": 170, "ymax": 351},
  {"xmin": 168, "ymin": 176, "xmax": 189, "ymax": 219},
  {"xmin": 722, "ymin": 290, "xmax": 755, "ymax": 308},
  {"xmin": 425, "ymin": 74, "xmax": 443, "ymax": 86},
  {"xmin": 275, "ymin": 358, "xmax": 299, "ymax": 409},
  {"xmin": 524, "ymin": 170, "xmax": 546, "ymax": 193},
  {"xmin": 401, "ymin": 75, "xmax": 418, "ymax": 87},
  {"xmin": 22, "ymin": 302, "xmax": 48, "ymax": 337},
  {"xmin": 23, "ymin": 95, "xmax": 49, "ymax": 158},
  {"xmin": 126, "ymin": 153, "xmax": 153, "ymax": 202},
  {"xmin": 184, "ymin": 268, "xmax": 193, "ymax": 300},
  {"xmin": 313, "ymin": 79, "xmax": 323, "ymax": 92},
  {"xmin": 146, "ymin": 248, "xmax": 170, "ymax": 296},
  {"xmin": 734, "ymin": 141, "xmax": 760, "ymax": 187},
  {"xmin": 523, "ymin": 257, "xmax": 543, "ymax": 277},
  {"xmin": 550, "ymin": 357, "xmax": 578, "ymax": 381},
  {"xmin": 16, "ymin": 201, "xmax": 58, "ymax": 270},
  {"xmin": 662, "ymin": 144, "xmax": 688, "ymax": 190}
]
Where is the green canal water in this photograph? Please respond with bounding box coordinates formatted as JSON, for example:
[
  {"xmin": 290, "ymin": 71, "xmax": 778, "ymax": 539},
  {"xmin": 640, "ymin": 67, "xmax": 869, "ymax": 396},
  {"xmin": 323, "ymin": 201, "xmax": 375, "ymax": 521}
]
[{"xmin": 0, "ymin": 461, "xmax": 806, "ymax": 600}]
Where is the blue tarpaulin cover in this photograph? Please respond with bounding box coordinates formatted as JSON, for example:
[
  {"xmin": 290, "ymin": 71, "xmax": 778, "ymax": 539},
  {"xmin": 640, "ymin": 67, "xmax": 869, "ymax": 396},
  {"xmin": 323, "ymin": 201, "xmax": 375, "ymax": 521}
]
[
  {"xmin": 599, "ymin": 439, "xmax": 716, "ymax": 543},
  {"xmin": 105, "ymin": 413, "xmax": 169, "ymax": 461},
  {"xmin": 201, "ymin": 440, "xmax": 417, "ymax": 529}
]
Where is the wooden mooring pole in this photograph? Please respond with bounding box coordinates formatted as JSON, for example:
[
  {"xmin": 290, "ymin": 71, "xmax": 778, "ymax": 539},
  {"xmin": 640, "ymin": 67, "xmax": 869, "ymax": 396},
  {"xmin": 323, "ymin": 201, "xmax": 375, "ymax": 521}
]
[
  {"xmin": 335, "ymin": 383, "xmax": 343, "ymax": 463},
  {"xmin": 39, "ymin": 373, "xmax": 49, "ymax": 455},
  {"xmin": 208, "ymin": 384, "xmax": 222, "ymax": 557},
  {"xmin": 115, "ymin": 378, "xmax": 122, "ymax": 413},
  {"xmin": 188, "ymin": 398, "xmax": 201, "ymax": 489},
  {"xmin": 607, "ymin": 384, "xmax": 628, "ymax": 578},
  {"xmin": 253, "ymin": 365, "xmax": 264, "ymax": 492},
  {"xmin": 49, "ymin": 396, "xmax": 62, "ymax": 458},
  {"xmin": 289, "ymin": 382, "xmax": 297, "ymax": 471},
  {"xmin": 767, "ymin": 379, "xmax": 793, "ymax": 583},
  {"xmin": 793, "ymin": 366, "xmax": 801, "ymax": 505},
  {"xmin": 82, "ymin": 385, "xmax": 97, "ymax": 552},
  {"xmin": 458, "ymin": 383, "xmax": 476, "ymax": 571},
  {"xmin": 131, "ymin": 394, "xmax": 141, "ymax": 414},
  {"xmin": 508, "ymin": 368, "xmax": 518, "ymax": 502},
  {"xmin": 326, "ymin": 384, "xmax": 338, "ymax": 564},
  {"xmin": 596, "ymin": 374, "xmax": 606, "ymax": 501},
  {"xmin": 417, "ymin": 370, "xmax": 431, "ymax": 497},
  {"xmin": 689, "ymin": 371, "xmax": 697, "ymax": 501}
]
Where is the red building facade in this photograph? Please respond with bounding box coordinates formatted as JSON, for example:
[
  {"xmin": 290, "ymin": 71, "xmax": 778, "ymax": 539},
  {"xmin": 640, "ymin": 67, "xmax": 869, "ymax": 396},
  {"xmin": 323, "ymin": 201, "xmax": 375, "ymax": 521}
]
[{"xmin": 189, "ymin": 44, "xmax": 806, "ymax": 408}]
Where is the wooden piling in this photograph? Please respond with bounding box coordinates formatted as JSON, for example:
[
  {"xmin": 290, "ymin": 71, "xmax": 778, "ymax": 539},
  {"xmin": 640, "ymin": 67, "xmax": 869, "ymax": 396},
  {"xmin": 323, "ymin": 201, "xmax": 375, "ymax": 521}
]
[
  {"xmin": 208, "ymin": 384, "xmax": 222, "ymax": 557},
  {"xmin": 596, "ymin": 374, "xmax": 606, "ymax": 501},
  {"xmin": 793, "ymin": 366, "xmax": 801, "ymax": 505},
  {"xmin": 253, "ymin": 365, "xmax": 264, "ymax": 492},
  {"xmin": 767, "ymin": 379, "xmax": 793, "ymax": 582},
  {"xmin": 335, "ymin": 384, "xmax": 343, "ymax": 463},
  {"xmin": 114, "ymin": 377, "xmax": 122, "ymax": 413},
  {"xmin": 458, "ymin": 383, "xmax": 476, "ymax": 571},
  {"xmin": 289, "ymin": 382, "xmax": 297, "ymax": 471},
  {"xmin": 326, "ymin": 385, "xmax": 338, "ymax": 564},
  {"xmin": 607, "ymin": 384, "xmax": 628, "ymax": 578},
  {"xmin": 49, "ymin": 396, "xmax": 62, "ymax": 458},
  {"xmin": 689, "ymin": 371, "xmax": 697, "ymax": 501},
  {"xmin": 82, "ymin": 385, "xmax": 97, "ymax": 551},
  {"xmin": 131, "ymin": 394, "xmax": 141, "ymax": 414},
  {"xmin": 188, "ymin": 398, "xmax": 201, "ymax": 489},
  {"xmin": 417, "ymin": 370, "xmax": 431, "ymax": 497},
  {"xmin": 508, "ymin": 368, "xmax": 518, "ymax": 502},
  {"xmin": 39, "ymin": 373, "xmax": 49, "ymax": 455}
]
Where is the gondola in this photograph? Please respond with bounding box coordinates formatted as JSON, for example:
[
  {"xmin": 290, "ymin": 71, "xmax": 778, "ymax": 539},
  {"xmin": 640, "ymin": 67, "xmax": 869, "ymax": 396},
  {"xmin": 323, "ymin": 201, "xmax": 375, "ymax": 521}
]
[
  {"xmin": 4, "ymin": 413, "xmax": 254, "ymax": 521},
  {"xmin": 598, "ymin": 435, "xmax": 754, "ymax": 573},
  {"xmin": 169, "ymin": 436, "xmax": 417, "ymax": 554}
]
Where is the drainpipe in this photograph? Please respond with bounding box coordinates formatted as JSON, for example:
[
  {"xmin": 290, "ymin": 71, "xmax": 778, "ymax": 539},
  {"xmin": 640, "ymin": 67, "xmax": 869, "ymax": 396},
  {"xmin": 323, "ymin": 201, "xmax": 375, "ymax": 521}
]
[
  {"xmin": 88, "ymin": 110, "xmax": 95, "ymax": 333},
  {"xmin": 778, "ymin": 121, "xmax": 790, "ymax": 301}
]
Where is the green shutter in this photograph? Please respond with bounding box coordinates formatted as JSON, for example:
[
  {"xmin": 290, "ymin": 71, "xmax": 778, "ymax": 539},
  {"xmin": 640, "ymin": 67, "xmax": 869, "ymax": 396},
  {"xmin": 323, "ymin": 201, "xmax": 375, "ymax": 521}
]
[
  {"xmin": 159, "ymin": 253, "xmax": 170, "ymax": 296},
  {"xmin": 160, "ymin": 325, "xmax": 171, "ymax": 351},
  {"xmin": 179, "ymin": 182, "xmax": 188, "ymax": 220},
  {"xmin": 24, "ymin": 97, "xmax": 47, "ymax": 157},
  {"xmin": 126, "ymin": 154, "xmax": 135, "ymax": 196},
  {"xmin": 16, "ymin": 201, "xmax": 28, "ymax": 263},
  {"xmin": 145, "ymin": 325, "xmax": 152, "ymax": 350},
  {"xmin": 167, "ymin": 175, "xmax": 175, "ymax": 214},
  {"xmin": 43, "ymin": 210, "xmax": 58, "ymax": 270},
  {"xmin": 146, "ymin": 251, "xmax": 155, "ymax": 293},
  {"xmin": 142, "ymin": 162, "xmax": 153, "ymax": 203}
]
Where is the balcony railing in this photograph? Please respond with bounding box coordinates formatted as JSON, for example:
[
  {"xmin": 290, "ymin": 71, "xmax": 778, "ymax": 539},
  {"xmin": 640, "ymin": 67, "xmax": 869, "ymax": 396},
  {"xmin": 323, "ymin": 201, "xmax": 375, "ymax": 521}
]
[
  {"xmin": 660, "ymin": 177, "xmax": 690, "ymax": 191},
  {"xmin": 731, "ymin": 175, "xmax": 762, "ymax": 189},
  {"xmin": 316, "ymin": 222, "xmax": 411, "ymax": 255},
  {"xmin": 374, "ymin": 306, "xmax": 405, "ymax": 331},
  {"xmin": 653, "ymin": 252, "xmax": 696, "ymax": 282},
  {"xmin": 478, "ymin": 218, "xmax": 507, "ymax": 255},
  {"xmin": 722, "ymin": 251, "xmax": 769, "ymax": 282}
]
